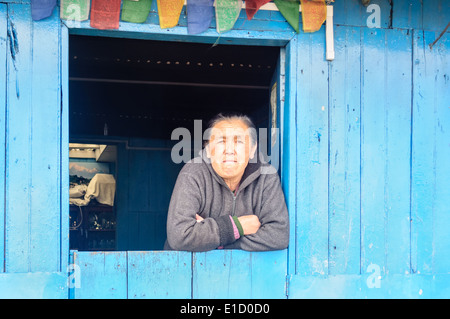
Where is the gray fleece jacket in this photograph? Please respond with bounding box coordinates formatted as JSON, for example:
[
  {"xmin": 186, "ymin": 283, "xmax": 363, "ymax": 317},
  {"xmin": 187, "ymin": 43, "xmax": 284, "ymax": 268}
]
[{"xmin": 164, "ymin": 150, "xmax": 289, "ymax": 252}]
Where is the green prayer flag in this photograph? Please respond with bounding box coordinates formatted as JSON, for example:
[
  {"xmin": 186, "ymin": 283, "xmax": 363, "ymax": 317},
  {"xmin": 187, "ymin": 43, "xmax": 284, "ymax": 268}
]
[
  {"xmin": 121, "ymin": 0, "xmax": 153, "ymax": 23},
  {"xmin": 60, "ymin": 0, "xmax": 90, "ymax": 21},
  {"xmin": 215, "ymin": 0, "xmax": 242, "ymax": 33},
  {"xmin": 273, "ymin": 0, "xmax": 300, "ymax": 33}
]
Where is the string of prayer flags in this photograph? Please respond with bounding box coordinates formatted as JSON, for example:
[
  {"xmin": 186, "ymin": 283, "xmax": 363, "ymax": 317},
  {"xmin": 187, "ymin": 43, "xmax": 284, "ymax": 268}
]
[
  {"xmin": 90, "ymin": 0, "xmax": 121, "ymax": 29},
  {"xmin": 122, "ymin": 0, "xmax": 153, "ymax": 24},
  {"xmin": 300, "ymin": 0, "xmax": 327, "ymax": 32},
  {"xmin": 187, "ymin": 0, "xmax": 214, "ymax": 35},
  {"xmin": 60, "ymin": 0, "xmax": 90, "ymax": 21},
  {"xmin": 157, "ymin": 0, "xmax": 185, "ymax": 29},
  {"xmin": 31, "ymin": 0, "xmax": 57, "ymax": 21},
  {"xmin": 215, "ymin": 0, "xmax": 243, "ymax": 34},
  {"xmin": 245, "ymin": 0, "xmax": 270, "ymax": 21},
  {"xmin": 273, "ymin": 0, "xmax": 300, "ymax": 33}
]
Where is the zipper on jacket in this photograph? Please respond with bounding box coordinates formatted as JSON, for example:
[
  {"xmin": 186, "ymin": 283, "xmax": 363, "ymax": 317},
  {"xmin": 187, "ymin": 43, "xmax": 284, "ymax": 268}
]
[{"xmin": 231, "ymin": 191, "xmax": 237, "ymax": 216}]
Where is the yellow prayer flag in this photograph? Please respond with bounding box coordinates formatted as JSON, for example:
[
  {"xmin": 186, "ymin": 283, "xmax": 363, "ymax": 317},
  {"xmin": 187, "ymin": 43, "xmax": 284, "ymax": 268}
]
[
  {"xmin": 300, "ymin": 0, "xmax": 327, "ymax": 33},
  {"xmin": 157, "ymin": 0, "xmax": 184, "ymax": 29}
]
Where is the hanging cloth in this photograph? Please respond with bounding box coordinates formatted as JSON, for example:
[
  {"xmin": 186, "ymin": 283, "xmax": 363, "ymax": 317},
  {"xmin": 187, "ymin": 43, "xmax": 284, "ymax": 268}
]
[
  {"xmin": 245, "ymin": 0, "xmax": 270, "ymax": 20},
  {"xmin": 122, "ymin": 0, "xmax": 153, "ymax": 24},
  {"xmin": 31, "ymin": 0, "xmax": 57, "ymax": 21},
  {"xmin": 157, "ymin": 0, "xmax": 185, "ymax": 29},
  {"xmin": 215, "ymin": 0, "xmax": 243, "ymax": 34},
  {"xmin": 90, "ymin": 0, "xmax": 121, "ymax": 30},
  {"xmin": 187, "ymin": 0, "xmax": 214, "ymax": 34},
  {"xmin": 273, "ymin": 0, "xmax": 300, "ymax": 33},
  {"xmin": 60, "ymin": 0, "xmax": 90, "ymax": 21},
  {"xmin": 300, "ymin": 0, "xmax": 327, "ymax": 32}
]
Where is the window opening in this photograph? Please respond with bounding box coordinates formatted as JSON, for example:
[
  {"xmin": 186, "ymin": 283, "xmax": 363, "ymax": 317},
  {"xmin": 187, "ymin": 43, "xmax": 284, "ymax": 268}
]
[{"xmin": 69, "ymin": 35, "xmax": 280, "ymax": 251}]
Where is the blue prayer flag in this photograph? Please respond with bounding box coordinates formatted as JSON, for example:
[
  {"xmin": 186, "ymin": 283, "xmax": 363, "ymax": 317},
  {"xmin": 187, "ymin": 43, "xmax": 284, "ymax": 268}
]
[
  {"xmin": 187, "ymin": 0, "xmax": 214, "ymax": 35},
  {"xmin": 31, "ymin": 0, "xmax": 57, "ymax": 21}
]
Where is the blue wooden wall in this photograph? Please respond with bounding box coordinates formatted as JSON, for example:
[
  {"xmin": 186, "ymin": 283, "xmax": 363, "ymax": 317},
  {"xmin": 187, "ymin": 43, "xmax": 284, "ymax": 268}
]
[
  {"xmin": 116, "ymin": 140, "xmax": 182, "ymax": 251},
  {"xmin": 0, "ymin": 0, "xmax": 449, "ymax": 298},
  {"xmin": 0, "ymin": 2, "xmax": 68, "ymax": 298}
]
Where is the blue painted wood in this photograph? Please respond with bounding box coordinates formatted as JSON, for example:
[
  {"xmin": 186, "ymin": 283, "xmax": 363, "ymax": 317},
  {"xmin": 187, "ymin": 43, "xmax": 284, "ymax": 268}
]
[
  {"xmin": 328, "ymin": 26, "xmax": 361, "ymax": 275},
  {"xmin": 334, "ymin": 0, "xmax": 391, "ymax": 29},
  {"xmin": 72, "ymin": 250, "xmax": 128, "ymax": 299},
  {"xmin": 283, "ymin": 36, "xmax": 297, "ymax": 275},
  {"xmin": 393, "ymin": 0, "xmax": 423, "ymax": 30},
  {"xmin": 268, "ymin": 48, "xmax": 281, "ymax": 174},
  {"xmin": 127, "ymin": 251, "xmax": 192, "ymax": 299},
  {"xmin": 381, "ymin": 29, "xmax": 412, "ymax": 275},
  {"xmin": 60, "ymin": 23, "xmax": 70, "ymax": 274},
  {"xmin": 421, "ymin": 0, "xmax": 450, "ymax": 33},
  {"xmin": 0, "ymin": 272, "xmax": 67, "ymax": 299},
  {"xmin": 288, "ymin": 273, "xmax": 450, "ymax": 299},
  {"xmin": 29, "ymin": 5, "xmax": 62, "ymax": 272},
  {"xmin": 192, "ymin": 250, "xmax": 287, "ymax": 298},
  {"xmin": 5, "ymin": 3, "xmax": 34, "ymax": 272},
  {"xmin": 116, "ymin": 140, "xmax": 182, "ymax": 250},
  {"xmin": 5, "ymin": 4, "xmax": 63, "ymax": 272},
  {"xmin": 411, "ymin": 30, "xmax": 450, "ymax": 275},
  {"xmin": 295, "ymin": 28, "xmax": 329, "ymax": 276},
  {"xmin": 360, "ymin": 28, "xmax": 412, "ymax": 275},
  {"xmin": 0, "ymin": 3, "xmax": 7, "ymax": 273}
]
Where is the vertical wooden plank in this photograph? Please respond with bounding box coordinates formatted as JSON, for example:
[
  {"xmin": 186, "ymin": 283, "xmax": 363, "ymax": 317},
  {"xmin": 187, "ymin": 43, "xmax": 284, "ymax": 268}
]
[
  {"xmin": 249, "ymin": 249, "xmax": 287, "ymax": 298},
  {"xmin": 412, "ymin": 30, "xmax": 450, "ymax": 275},
  {"xmin": 5, "ymin": 3, "xmax": 33, "ymax": 272},
  {"xmin": 128, "ymin": 150, "xmax": 149, "ymax": 212},
  {"xmin": 5, "ymin": 4, "xmax": 62, "ymax": 273},
  {"xmin": 360, "ymin": 28, "xmax": 386, "ymax": 275},
  {"xmin": 430, "ymin": 31, "xmax": 450, "ymax": 274},
  {"xmin": 361, "ymin": 28, "xmax": 412, "ymax": 275},
  {"xmin": 60, "ymin": 23, "xmax": 70, "ymax": 274},
  {"xmin": 193, "ymin": 250, "xmax": 252, "ymax": 298},
  {"xmin": 29, "ymin": 7, "xmax": 61, "ymax": 272},
  {"xmin": 393, "ymin": 0, "xmax": 423, "ymax": 30},
  {"xmin": 283, "ymin": 36, "xmax": 298, "ymax": 275},
  {"xmin": 422, "ymin": 0, "xmax": 450, "ymax": 33},
  {"xmin": 0, "ymin": 3, "xmax": 7, "ymax": 273},
  {"xmin": 72, "ymin": 251, "xmax": 128, "ymax": 299},
  {"xmin": 192, "ymin": 250, "xmax": 287, "ymax": 298},
  {"xmin": 117, "ymin": 143, "xmax": 181, "ymax": 250},
  {"xmin": 383, "ymin": 29, "xmax": 412, "ymax": 275},
  {"xmin": 116, "ymin": 143, "xmax": 129, "ymax": 250},
  {"xmin": 295, "ymin": 28, "xmax": 329, "ymax": 276},
  {"xmin": 328, "ymin": 26, "xmax": 361, "ymax": 275},
  {"xmin": 127, "ymin": 251, "xmax": 192, "ymax": 298}
]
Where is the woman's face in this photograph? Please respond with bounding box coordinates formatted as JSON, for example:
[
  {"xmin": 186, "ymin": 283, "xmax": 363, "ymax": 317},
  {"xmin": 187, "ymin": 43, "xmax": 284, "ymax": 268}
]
[{"xmin": 206, "ymin": 119, "xmax": 257, "ymax": 182}]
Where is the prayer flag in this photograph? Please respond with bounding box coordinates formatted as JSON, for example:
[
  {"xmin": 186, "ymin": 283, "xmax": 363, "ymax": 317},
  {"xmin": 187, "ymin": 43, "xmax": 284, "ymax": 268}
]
[
  {"xmin": 90, "ymin": 0, "xmax": 121, "ymax": 30},
  {"xmin": 187, "ymin": 0, "xmax": 214, "ymax": 35},
  {"xmin": 122, "ymin": 0, "xmax": 153, "ymax": 24},
  {"xmin": 60, "ymin": 0, "xmax": 90, "ymax": 21},
  {"xmin": 31, "ymin": 0, "xmax": 57, "ymax": 21},
  {"xmin": 300, "ymin": 0, "xmax": 327, "ymax": 32},
  {"xmin": 215, "ymin": 0, "xmax": 243, "ymax": 34},
  {"xmin": 245, "ymin": 0, "xmax": 270, "ymax": 21},
  {"xmin": 157, "ymin": 0, "xmax": 185, "ymax": 29},
  {"xmin": 273, "ymin": 0, "xmax": 300, "ymax": 33}
]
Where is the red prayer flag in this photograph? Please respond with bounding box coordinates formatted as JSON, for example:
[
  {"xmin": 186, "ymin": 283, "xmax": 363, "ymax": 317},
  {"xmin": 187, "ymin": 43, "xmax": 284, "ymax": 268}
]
[
  {"xmin": 90, "ymin": 0, "xmax": 121, "ymax": 30},
  {"xmin": 245, "ymin": 0, "xmax": 270, "ymax": 20}
]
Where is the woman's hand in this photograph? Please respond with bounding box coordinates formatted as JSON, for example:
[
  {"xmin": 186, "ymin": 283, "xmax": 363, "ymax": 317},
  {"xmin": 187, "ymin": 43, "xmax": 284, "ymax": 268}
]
[{"xmin": 238, "ymin": 215, "xmax": 261, "ymax": 235}]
